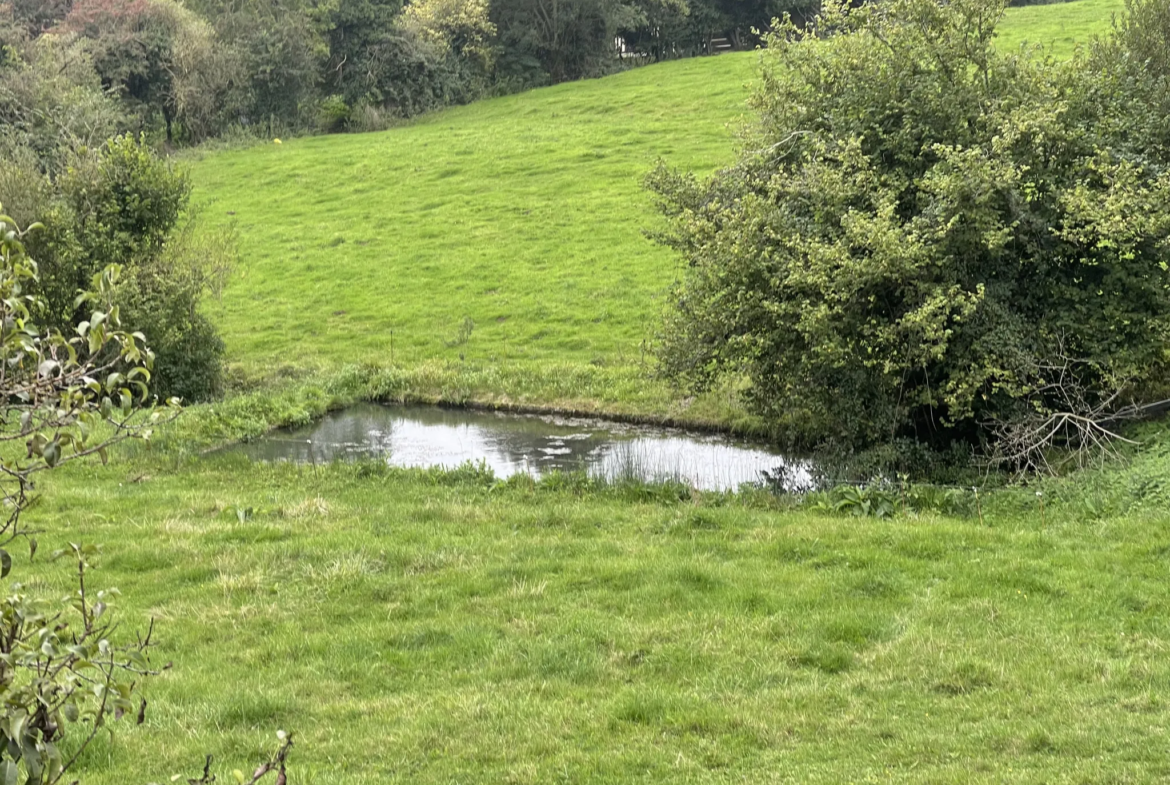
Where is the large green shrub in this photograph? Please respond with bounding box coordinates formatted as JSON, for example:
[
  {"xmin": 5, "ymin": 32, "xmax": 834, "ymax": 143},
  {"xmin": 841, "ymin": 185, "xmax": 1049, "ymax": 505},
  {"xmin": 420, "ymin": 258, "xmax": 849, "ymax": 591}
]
[
  {"xmin": 62, "ymin": 0, "xmax": 229, "ymax": 143},
  {"xmin": 29, "ymin": 134, "xmax": 188, "ymax": 323},
  {"xmin": 206, "ymin": 2, "xmax": 323, "ymax": 135},
  {"xmin": 13, "ymin": 135, "xmax": 229, "ymax": 402},
  {"xmin": 649, "ymin": 0, "xmax": 1170, "ymax": 455},
  {"xmin": 1090, "ymin": 0, "xmax": 1170, "ymax": 164},
  {"xmin": 114, "ymin": 209, "xmax": 232, "ymax": 402}
]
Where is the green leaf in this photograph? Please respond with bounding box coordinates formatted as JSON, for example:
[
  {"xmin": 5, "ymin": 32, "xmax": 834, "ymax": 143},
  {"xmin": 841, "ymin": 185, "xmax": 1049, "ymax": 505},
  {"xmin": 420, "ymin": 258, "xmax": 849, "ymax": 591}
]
[
  {"xmin": 22, "ymin": 739, "xmax": 42, "ymax": 780},
  {"xmin": 44, "ymin": 742, "xmax": 61, "ymax": 781},
  {"xmin": 0, "ymin": 759, "xmax": 15, "ymax": 785},
  {"xmin": 7, "ymin": 714, "xmax": 26, "ymax": 746}
]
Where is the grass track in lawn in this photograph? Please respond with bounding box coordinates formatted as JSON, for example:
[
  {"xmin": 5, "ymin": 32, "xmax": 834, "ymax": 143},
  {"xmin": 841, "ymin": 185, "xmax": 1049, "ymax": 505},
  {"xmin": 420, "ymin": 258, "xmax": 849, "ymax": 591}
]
[
  {"xmin": 29, "ymin": 453, "xmax": 1170, "ymax": 783},
  {"xmin": 191, "ymin": 0, "xmax": 1120, "ymax": 417}
]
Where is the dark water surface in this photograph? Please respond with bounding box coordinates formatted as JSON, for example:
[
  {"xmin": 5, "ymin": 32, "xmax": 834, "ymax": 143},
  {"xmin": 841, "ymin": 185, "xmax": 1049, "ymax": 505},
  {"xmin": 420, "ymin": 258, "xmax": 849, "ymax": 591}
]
[{"xmin": 220, "ymin": 404, "xmax": 806, "ymax": 491}]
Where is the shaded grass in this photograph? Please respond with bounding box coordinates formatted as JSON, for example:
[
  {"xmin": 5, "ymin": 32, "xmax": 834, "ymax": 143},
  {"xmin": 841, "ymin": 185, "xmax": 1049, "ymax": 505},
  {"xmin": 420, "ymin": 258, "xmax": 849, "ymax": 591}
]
[
  {"xmin": 23, "ymin": 450, "xmax": 1170, "ymax": 783},
  {"xmin": 190, "ymin": 0, "xmax": 1119, "ymax": 422}
]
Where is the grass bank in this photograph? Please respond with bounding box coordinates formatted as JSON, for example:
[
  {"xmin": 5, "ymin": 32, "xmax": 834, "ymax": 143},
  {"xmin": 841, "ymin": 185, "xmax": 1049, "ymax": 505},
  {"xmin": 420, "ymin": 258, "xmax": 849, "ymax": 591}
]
[
  {"xmin": 190, "ymin": 0, "xmax": 1121, "ymax": 427},
  {"xmin": 154, "ymin": 364, "xmax": 762, "ymax": 458}
]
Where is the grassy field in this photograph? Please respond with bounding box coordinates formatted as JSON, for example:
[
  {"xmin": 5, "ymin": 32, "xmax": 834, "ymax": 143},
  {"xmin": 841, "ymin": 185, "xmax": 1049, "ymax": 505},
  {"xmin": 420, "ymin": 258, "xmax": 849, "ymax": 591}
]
[
  {"xmin": 193, "ymin": 52, "xmax": 759, "ymax": 411},
  {"xmin": 190, "ymin": 0, "xmax": 1122, "ymax": 420},
  {"xmin": 996, "ymin": 0, "xmax": 1125, "ymax": 57},
  {"xmin": 25, "ymin": 439, "xmax": 1170, "ymax": 784}
]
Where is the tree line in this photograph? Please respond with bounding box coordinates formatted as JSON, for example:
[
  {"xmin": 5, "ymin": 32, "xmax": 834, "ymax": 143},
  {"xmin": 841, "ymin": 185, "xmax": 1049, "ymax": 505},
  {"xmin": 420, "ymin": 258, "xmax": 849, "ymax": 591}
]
[{"xmin": 0, "ymin": 0, "xmax": 821, "ymax": 148}]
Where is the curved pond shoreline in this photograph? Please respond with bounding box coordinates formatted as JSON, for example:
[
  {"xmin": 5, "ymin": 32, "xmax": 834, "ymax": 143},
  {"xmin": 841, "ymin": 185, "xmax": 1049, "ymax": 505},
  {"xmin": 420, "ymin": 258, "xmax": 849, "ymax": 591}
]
[
  {"xmin": 217, "ymin": 403, "xmax": 807, "ymax": 492},
  {"xmin": 400, "ymin": 395, "xmax": 769, "ymax": 438}
]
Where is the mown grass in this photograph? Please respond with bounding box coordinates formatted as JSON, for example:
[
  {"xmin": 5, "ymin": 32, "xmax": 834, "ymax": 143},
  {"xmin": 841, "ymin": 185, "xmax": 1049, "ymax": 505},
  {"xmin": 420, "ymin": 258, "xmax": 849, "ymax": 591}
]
[
  {"xmin": 190, "ymin": 0, "xmax": 1120, "ymax": 421},
  {"xmin": 24, "ymin": 441, "xmax": 1170, "ymax": 784}
]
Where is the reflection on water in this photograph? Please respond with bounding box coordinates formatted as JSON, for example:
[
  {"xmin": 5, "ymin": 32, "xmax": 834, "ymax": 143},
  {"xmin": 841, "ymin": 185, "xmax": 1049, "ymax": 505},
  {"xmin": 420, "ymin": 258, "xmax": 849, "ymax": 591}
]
[{"xmin": 220, "ymin": 404, "xmax": 807, "ymax": 491}]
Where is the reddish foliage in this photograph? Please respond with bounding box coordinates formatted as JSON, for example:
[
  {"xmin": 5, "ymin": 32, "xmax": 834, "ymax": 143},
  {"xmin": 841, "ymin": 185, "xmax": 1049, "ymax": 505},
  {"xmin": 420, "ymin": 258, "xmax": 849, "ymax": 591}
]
[{"xmin": 60, "ymin": 0, "xmax": 157, "ymax": 36}]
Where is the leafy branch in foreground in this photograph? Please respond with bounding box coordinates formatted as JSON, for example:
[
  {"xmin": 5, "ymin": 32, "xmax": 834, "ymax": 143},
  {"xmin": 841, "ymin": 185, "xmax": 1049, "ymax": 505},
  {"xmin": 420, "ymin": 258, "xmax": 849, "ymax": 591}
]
[
  {"xmin": 2, "ymin": 206, "xmax": 297, "ymax": 783},
  {"xmin": 0, "ymin": 204, "xmax": 180, "ymax": 783}
]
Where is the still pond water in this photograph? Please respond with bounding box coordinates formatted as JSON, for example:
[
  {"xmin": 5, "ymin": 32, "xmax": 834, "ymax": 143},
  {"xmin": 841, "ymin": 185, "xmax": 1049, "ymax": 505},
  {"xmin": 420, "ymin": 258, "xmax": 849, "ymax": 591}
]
[{"xmin": 223, "ymin": 404, "xmax": 805, "ymax": 491}]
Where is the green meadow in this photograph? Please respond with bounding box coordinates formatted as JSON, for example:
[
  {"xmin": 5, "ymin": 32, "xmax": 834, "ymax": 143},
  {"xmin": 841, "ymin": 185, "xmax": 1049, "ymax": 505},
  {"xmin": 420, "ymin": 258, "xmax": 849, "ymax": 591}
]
[
  {"xmin": 32, "ymin": 1, "xmax": 1160, "ymax": 781},
  {"xmin": 193, "ymin": 53, "xmax": 760, "ymax": 418},
  {"xmin": 31, "ymin": 438, "xmax": 1170, "ymax": 784},
  {"xmin": 996, "ymin": 0, "xmax": 1126, "ymax": 57},
  {"xmin": 192, "ymin": 0, "xmax": 1124, "ymax": 420}
]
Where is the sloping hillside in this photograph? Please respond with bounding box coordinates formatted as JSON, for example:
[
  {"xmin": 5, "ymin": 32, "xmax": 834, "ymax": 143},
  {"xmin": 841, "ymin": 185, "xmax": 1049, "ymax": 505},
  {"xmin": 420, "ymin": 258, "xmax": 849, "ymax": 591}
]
[
  {"xmin": 996, "ymin": 0, "xmax": 1124, "ymax": 56},
  {"xmin": 194, "ymin": 53, "xmax": 757, "ymax": 378},
  {"xmin": 192, "ymin": 0, "xmax": 1123, "ymax": 394}
]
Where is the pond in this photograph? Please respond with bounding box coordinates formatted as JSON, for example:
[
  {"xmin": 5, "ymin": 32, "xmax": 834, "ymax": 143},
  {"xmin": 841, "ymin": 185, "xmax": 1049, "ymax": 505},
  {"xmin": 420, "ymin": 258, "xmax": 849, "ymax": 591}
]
[{"xmin": 220, "ymin": 404, "xmax": 808, "ymax": 491}]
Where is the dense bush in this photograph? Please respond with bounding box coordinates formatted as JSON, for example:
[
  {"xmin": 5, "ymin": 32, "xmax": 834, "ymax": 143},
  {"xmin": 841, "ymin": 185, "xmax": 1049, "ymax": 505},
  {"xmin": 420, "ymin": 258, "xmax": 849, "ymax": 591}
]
[
  {"xmin": 209, "ymin": 2, "xmax": 323, "ymax": 135},
  {"xmin": 29, "ymin": 134, "xmax": 188, "ymax": 323},
  {"xmin": 318, "ymin": 0, "xmax": 495, "ymax": 122},
  {"xmin": 649, "ymin": 0, "xmax": 1170, "ymax": 457},
  {"xmin": 0, "ymin": 30, "xmax": 127, "ymax": 168},
  {"xmin": 1091, "ymin": 0, "xmax": 1170, "ymax": 164},
  {"xmin": 1, "ymin": 135, "xmax": 230, "ymax": 402},
  {"xmin": 114, "ymin": 209, "xmax": 232, "ymax": 402},
  {"xmin": 61, "ymin": 0, "xmax": 233, "ymax": 143}
]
